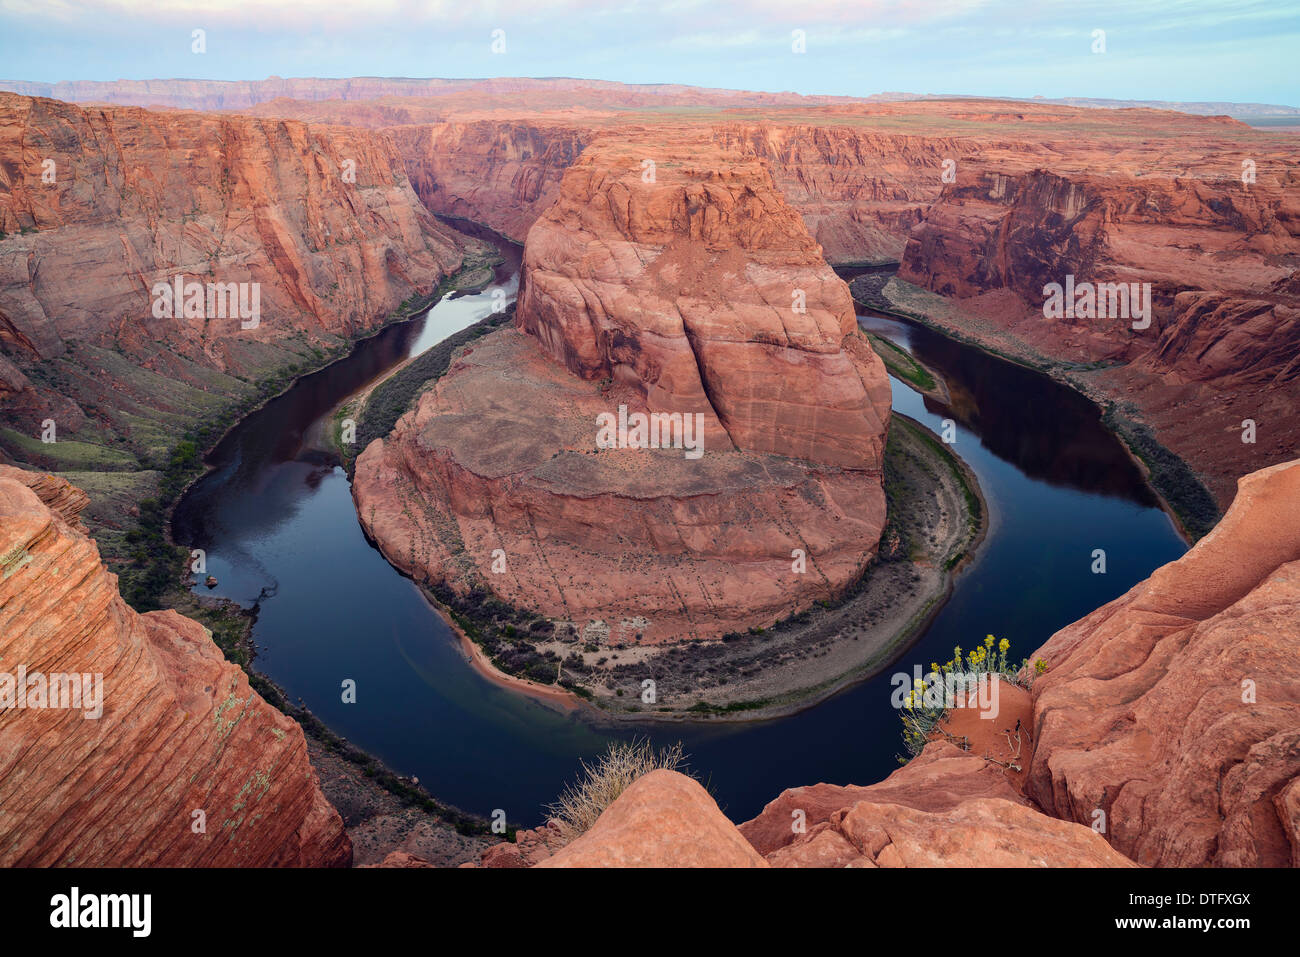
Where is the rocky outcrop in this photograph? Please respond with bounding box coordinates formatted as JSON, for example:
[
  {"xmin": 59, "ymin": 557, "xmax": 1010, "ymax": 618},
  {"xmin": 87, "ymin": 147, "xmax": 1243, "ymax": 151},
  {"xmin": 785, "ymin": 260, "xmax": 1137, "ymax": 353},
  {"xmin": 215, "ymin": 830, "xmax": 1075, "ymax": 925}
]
[
  {"xmin": 736, "ymin": 679, "xmax": 1131, "ymax": 868},
  {"xmin": 516, "ymin": 134, "xmax": 891, "ymax": 468},
  {"xmin": 0, "ymin": 92, "xmax": 464, "ymax": 449},
  {"xmin": 1144, "ymin": 282, "xmax": 1300, "ymax": 386},
  {"xmin": 479, "ymin": 756, "xmax": 1127, "ymax": 868},
  {"xmin": 741, "ymin": 743, "xmax": 1132, "ymax": 868},
  {"xmin": 537, "ymin": 771, "xmax": 768, "ymax": 868},
  {"xmin": 1024, "ymin": 458, "xmax": 1300, "ymax": 867},
  {"xmin": 0, "ymin": 465, "xmax": 350, "ymax": 866},
  {"xmin": 354, "ymin": 134, "xmax": 890, "ymax": 643}
]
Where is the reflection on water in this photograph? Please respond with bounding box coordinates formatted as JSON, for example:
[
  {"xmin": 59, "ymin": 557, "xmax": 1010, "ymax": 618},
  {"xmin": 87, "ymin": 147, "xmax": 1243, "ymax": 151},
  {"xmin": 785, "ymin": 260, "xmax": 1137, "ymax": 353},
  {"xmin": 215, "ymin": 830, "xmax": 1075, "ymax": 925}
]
[
  {"xmin": 859, "ymin": 314, "xmax": 1158, "ymax": 505},
  {"xmin": 172, "ymin": 242, "xmax": 1187, "ymax": 826}
]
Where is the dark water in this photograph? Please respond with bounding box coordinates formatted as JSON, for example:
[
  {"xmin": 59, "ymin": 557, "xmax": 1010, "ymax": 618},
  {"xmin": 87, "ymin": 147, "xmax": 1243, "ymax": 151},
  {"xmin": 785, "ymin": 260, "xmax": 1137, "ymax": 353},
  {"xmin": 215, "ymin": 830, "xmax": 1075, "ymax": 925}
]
[{"xmin": 172, "ymin": 244, "xmax": 1187, "ymax": 827}]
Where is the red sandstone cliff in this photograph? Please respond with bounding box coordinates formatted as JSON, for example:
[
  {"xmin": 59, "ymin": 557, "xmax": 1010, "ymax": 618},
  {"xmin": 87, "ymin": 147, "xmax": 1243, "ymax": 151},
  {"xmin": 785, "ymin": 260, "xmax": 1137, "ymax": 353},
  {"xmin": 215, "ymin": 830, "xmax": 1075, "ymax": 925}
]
[
  {"xmin": 899, "ymin": 160, "xmax": 1299, "ymax": 373},
  {"xmin": 0, "ymin": 92, "xmax": 465, "ymax": 441},
  {"xmin": 379, "ymin": 117, "xmax": 956, "ymax": 262},
  {"xmin": 389, "ymin": 121, "xmax": 593, "ymax": 242},
  {"xmin": 1023, "ymin": 458, "xmax": 1300, "ymax": 867},
  {"xmin": 894, "ymin": 146, "xmax": 1300, "ymax": 508},
  {"xmin": 516, "ymin": 134, "xmax": 891, "ymax": 468},
  {"xmin": 707, "ymin": 123, "xmax": 964, "ymax": 264},
  {"xmin": 354, "ymin": 134, "xmax": 890, "ymax": 644},
  {"xmin": 0, "ymin": 465, "xmax": 350, "ymax": 866}
]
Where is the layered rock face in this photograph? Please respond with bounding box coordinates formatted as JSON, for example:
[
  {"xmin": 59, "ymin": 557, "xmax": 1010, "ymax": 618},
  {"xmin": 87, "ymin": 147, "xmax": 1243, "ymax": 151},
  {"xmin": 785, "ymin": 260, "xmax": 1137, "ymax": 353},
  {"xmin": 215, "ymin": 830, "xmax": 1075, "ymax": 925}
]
[
  {"xmin": 0, "ymin": 92, "xmax": 464, "ymax": 437},
  {"xmin": 354, "ymin": 135, "xmax": 890, "ymax": 643},
  {"xmin": 896, "ymin": 145, "xmax": 1300, "ymax": 507},
  {"xmin": 389, "ymin": 121, "xmax": 594, "ymax": 243},
  {"xmin": 0, "ymin": 466, "xmax": 350, "ymax": 866},
  {"xmin": 516, "ymin": 135, "xmax": 891, "ymax": 468},
  {"xmin": 900, "ymin": 160, "xmax": 1299, "ymax": 374},
  {"xmin": 297, "ymin": 109, "xmax": 951, "ymax": 262},
  {"xmin": 709, "ymin": 123, "xmax": 963, "ymax": 264},
  {"xmin": 1024, "ymin": 458, "xmax": 1300, "ymax": 867},
  {"xmin": 392, "ymin": 118, "xmax": 962, "ymax": 261}
]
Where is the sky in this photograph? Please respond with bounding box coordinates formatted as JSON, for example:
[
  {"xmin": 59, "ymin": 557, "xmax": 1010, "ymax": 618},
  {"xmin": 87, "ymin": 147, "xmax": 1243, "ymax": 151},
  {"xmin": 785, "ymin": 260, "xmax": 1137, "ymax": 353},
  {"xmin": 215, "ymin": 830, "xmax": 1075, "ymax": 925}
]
[{"xmin": 1, "ymin": 0, "xmax": 1297, "ymax": 107}]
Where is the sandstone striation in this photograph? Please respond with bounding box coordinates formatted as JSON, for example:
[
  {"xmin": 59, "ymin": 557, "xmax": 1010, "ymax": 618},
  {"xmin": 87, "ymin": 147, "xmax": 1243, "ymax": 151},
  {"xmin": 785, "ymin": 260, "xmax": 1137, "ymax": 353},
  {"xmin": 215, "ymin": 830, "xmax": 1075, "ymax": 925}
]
[
  {"xmin": 0, "ymin": 465, "xmax": 350, "ymax": 866},
  {"xmin": 354, "ymin": 135, "xmax": 890, "ymax": 643}
]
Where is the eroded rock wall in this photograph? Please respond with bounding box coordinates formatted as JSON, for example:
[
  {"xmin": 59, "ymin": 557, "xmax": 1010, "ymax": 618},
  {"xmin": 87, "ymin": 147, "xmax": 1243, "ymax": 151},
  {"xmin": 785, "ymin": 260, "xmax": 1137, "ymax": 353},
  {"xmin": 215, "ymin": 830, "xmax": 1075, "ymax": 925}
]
[
  {"xmin": 0, "ymin": 92, "xmax": 464, "ymax": 435},
  {"xmin": 0, "ymin": 466, "xmax": 350, "ymax": 867}
]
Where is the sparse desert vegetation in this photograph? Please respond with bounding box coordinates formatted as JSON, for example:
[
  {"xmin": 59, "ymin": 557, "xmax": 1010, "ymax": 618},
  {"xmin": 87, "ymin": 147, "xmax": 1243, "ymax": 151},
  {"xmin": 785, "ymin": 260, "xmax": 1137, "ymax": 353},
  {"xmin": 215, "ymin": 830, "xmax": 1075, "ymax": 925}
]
[{"xmin": 545, "ymin": 740, "xmax": 690, "ymax": 844}]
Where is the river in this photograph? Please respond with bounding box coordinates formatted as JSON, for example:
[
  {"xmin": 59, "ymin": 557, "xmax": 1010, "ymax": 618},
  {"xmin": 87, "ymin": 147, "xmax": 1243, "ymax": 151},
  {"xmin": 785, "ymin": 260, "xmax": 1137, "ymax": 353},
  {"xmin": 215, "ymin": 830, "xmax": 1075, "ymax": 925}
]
[{"xmin": 171, "ymin": 232, "xmax": 1187, "ymax": 826}]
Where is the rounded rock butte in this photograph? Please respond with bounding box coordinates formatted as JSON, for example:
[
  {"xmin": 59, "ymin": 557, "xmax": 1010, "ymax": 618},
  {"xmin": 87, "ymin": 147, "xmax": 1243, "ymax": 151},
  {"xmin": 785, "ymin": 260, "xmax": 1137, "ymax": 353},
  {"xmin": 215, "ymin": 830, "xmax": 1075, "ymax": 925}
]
[{"xmin": 353, "ymin": 132, "xmax": 892, "ymax": 644}]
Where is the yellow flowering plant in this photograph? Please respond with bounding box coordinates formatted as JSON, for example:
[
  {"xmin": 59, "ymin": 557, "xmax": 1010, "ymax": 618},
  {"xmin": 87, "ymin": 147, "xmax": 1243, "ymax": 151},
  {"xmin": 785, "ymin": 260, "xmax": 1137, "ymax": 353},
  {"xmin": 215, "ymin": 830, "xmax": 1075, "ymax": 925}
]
[{"xmin": 897, "ymin": 634, "xmax": 1032, "ymax": 760}]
